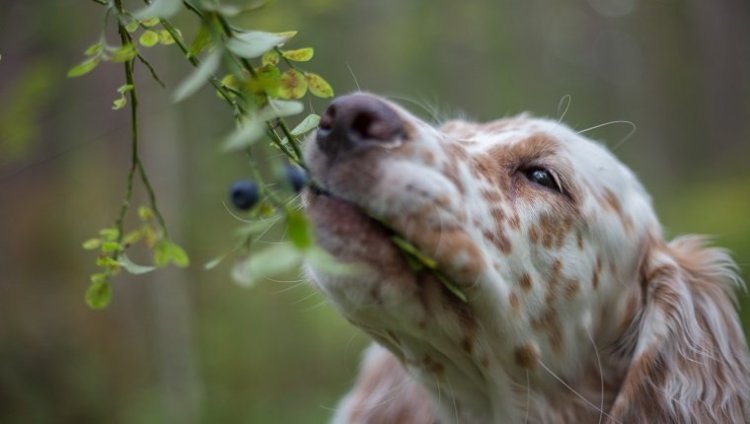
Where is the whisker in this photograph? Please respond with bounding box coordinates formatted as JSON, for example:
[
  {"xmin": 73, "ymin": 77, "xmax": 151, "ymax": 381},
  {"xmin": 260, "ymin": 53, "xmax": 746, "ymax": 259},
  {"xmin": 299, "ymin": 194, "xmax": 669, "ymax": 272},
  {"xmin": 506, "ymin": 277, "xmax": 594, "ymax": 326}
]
[
  {"xmin": 585, "ymin": 327, "xmax": 605, "ymax": 424},
  {"xmin": 577, "ymin": 120, "xmax": 637, "ymax": 152},
  {"xmin": 557, "ymin": 94, "xmax": 572, "ymax": 122},
  {"xmin": 384, "ymin": 93, "xmax": 443, "ymax": 124},
  {"xmin": 537, "ymin": 359, "xmax": 622, "ymax": 424},
  {"xmin": 270, "ymin": 280, "xmax": 308, "ymax": 294},
  {"xmin": 446, "ymin": 379, "xmax": 460, "ymax": 424},
  {"xmin": 524, "ymin": 370, "xmax": 531, "ymax": 424},
  {"xmin": 346, "ymin": 62, "xmax": 362, "ymax": 92}
]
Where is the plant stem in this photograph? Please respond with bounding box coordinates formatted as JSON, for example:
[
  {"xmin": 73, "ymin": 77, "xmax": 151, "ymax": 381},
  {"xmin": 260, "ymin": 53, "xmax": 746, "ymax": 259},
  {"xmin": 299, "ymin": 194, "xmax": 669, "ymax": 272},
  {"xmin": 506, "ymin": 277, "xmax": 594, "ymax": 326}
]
[
  {"xmin": 160, "ymin": 18, "xmax": 244, "ymax": 119},
  {"xmin": 114, "ymin": 0, "xmax": 169, "ymax": 241}
]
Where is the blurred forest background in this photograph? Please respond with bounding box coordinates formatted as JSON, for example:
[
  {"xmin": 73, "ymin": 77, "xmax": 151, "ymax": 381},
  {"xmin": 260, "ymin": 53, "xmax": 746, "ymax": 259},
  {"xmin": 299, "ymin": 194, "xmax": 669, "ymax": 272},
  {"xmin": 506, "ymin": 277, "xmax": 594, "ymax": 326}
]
[{"xmin": 1, "ymin": 0, "xmax": 749, "ymax": 422}]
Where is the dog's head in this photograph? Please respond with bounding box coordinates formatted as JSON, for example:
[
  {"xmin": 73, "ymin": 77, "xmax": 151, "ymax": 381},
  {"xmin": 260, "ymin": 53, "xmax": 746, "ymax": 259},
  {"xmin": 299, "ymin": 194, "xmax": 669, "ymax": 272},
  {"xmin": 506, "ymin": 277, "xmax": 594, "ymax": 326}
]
[{"xmin": 303, "ymin": 93, "xmax": 749, "ymax": 422}]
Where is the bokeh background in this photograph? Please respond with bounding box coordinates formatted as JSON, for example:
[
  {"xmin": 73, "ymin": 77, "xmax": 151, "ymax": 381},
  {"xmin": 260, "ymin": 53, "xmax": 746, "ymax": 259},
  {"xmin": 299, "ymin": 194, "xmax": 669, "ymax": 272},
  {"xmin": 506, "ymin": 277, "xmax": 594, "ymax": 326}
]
[{"xmin": 1, "ymin": 0, "xmax": 749, "ymax": 422}]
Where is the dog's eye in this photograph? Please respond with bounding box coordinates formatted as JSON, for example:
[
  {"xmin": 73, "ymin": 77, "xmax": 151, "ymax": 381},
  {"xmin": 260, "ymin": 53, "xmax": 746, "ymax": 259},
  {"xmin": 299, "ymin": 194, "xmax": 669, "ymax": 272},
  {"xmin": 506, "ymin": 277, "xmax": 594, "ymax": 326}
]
[{"xmin": 523, "ymin": 167, "xmax": 562, "ymax": 192}]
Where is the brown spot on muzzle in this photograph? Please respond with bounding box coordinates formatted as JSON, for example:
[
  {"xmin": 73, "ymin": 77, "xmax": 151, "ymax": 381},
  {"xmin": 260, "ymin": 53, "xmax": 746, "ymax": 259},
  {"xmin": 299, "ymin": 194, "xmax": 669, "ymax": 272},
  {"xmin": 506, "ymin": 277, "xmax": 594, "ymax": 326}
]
[{"xmin": 514, "ymin": 343, "xmax": 540, "ymax": 370}]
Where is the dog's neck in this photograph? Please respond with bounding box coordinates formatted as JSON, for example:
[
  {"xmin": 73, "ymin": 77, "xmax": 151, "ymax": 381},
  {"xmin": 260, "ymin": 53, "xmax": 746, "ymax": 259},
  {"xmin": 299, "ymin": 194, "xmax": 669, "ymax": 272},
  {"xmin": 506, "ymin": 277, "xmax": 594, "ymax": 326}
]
[{"xmin": 358, "ymin": 276, "xmax": 641, "ymax": 423}]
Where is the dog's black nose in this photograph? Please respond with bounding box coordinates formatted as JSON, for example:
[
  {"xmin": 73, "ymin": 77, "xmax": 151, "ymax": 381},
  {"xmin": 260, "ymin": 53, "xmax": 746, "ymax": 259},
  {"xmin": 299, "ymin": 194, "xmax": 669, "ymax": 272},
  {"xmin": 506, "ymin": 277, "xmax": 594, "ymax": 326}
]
[{"xmin": 316, "ymin": 94, "xmax": 404, "ymax": 159}]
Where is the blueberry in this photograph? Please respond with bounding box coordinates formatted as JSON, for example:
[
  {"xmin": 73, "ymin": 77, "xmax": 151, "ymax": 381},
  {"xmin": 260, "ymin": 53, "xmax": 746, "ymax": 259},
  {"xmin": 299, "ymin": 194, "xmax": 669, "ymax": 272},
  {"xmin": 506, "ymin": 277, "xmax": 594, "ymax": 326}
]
[
  {"xmin": 284, "ymin": 165, "xmax": 308, "ymax": 193},
  {"xmin": 229, "ymin": 180, "xmax": 259, "ymax": 210}
]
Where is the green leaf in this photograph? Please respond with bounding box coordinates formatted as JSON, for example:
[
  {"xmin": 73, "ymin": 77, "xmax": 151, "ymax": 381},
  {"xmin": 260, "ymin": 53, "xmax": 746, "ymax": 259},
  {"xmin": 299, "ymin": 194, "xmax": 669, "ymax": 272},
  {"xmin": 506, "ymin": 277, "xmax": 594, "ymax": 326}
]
[
  {"xmin": 286, "ymin": 210, "xmax": 313, "ymax": 250},
  {"xmin": 261, "ymin": 50, "xmax": 279, "ymax": 66},
  {"xmin": 305, "ymin": 73, "xmax": 334, "ymax": 98},
  {"xmin": 226, "ymin": 31, "xmax": 295, "ymax": 59},
  {"xmin": 133, "ymin": 0, "xmax": 181, "ymax": 19},
  {"xmin": 112, "ymin": 95, "xmax": 127, "ymax": 110},
  {"xmin": 113, "ymin": 84, "xmax": 132, "ymax": 110},
  {"xmin": 117, "ymin": 84, "xmax": 134, "ymax": 94},
  {"xmin": 96, "ymin": 256, "xmax": 121, "ymax": 271},
  {"xmin": 158, "ymin": 29, "xmax": 176, "ymax": 45},
  {"xmin": 83, "ymin": 238, "xmax": 101, "ymax": 250},
  {"xmin": 125, "ymin": 20, "xmax": 140, "ymax": 33},
  {"xmin": 173, "ymin": 49, "xmax": 222, "ymax": 102},
  {"xmin": 101, "ymin": 241, "xmax": 121, "ymax": 253},
  {"xmin": 109, "ymin": 44, "xmax": 137, "ymax": 63},
  {"xmin": 282, "ymin": 48, "xmax": 314, "ymax": 62},
  {"xmin": 123, "ymin": 229, "xmax": 143, "ymax": 245},
  {"xmin": 290, "ymin": 114, "xmax": 320, "ymax": 136},
  {"xmin": 204, "ymin": 255, "xmax": 226, "ymax": 270},
  {"xmin": 67, "ymin": 57, "xmax": 100, "ymax": 78},
  {"xmin": 90, "ymin": 273, "xmax": 108, "ymax": 284},
  {"xmin": 277, "ymin": 69, "xmax": 307, "ymax": 99},
  {"xmin": 305, "ymin": 247, "xmax": 361, "ymax": 276},
  {"xmin": 221, "ymin": 116, "xmax": 265, "ymax": 152},
  {"xmin": 220, "ymin": 74, "xmax": 239, "ymax": 91},
  {"xmin": 141, "ymin": 17, "xmax": 160, "ymax": 27},
  {"xmin": 391, "ymin": 236, "xmax": 438, "ymax": 269},
  {"xmin": 435, "ymin": 272, "xmax": 468, "ymax": 303},
  {"xmin": 231, "ymin": 243, "xmax": 303, "ymax": 287},
  {"xmin": 85, "ymin": 279, "xmax": 112, "ymax": 310},
  {"xmin": 84, "ymin": 42, "xmax": 103, "ymax": 56},
  {"xmin": 247, "ymin": 64, "xmax": 281, "ymax": 96},
  {"xmin": 138, "ymin": 206, "xmax": 154, "ymax": 220},
  {"xmin": 188, "ymin": 24, "xmax": 212, "ymax": 58},
  {"xmin": 139, "ymin": 30, "xmax": 160, "ymax": 47},
  {"xmin": 153, "ymin": 239, "xmax": 190, "ymax": 268},
  {"xmin": 120, "ymin": 254, "xmax": 157, "ymax": 275},
  {"xmin": 99, "ymin": 227, "xmax": 120, "ymax": 241}
]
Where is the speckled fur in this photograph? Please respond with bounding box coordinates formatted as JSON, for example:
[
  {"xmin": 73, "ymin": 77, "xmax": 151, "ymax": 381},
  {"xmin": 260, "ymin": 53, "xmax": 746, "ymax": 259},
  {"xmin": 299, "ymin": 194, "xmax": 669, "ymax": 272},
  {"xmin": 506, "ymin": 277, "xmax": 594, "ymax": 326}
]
[{"xmin": 303, "ymin": 93, "xmax": 750, "ymax": 423}]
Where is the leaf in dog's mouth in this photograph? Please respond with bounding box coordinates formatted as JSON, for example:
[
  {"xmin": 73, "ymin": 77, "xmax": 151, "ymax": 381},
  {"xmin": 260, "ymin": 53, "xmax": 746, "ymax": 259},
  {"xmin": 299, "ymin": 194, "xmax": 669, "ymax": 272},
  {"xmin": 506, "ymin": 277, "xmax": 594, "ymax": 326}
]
[{"xmin": 390, "ymin": 235, "xmax": 468, "ymax": 303}]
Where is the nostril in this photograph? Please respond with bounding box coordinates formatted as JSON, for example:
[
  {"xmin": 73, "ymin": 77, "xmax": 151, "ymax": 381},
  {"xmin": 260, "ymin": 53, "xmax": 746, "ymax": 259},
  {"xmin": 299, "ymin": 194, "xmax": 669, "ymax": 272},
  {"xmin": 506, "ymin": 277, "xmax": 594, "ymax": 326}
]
[
  {"xmin": 350, "ymin": 111, "xmax": 377, "ymax": 140},
  {"xmin": 320, "ymin": 105, "xmax": 335, "ymax": 131}
]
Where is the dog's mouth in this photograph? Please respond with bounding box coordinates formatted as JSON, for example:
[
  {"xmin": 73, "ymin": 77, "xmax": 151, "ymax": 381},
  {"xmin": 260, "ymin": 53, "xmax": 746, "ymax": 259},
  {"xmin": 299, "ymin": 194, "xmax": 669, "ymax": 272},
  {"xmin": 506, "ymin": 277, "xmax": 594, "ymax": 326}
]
[{"xmin": 304, "ymin": 183, "xmax": 469, "ymax": 303}]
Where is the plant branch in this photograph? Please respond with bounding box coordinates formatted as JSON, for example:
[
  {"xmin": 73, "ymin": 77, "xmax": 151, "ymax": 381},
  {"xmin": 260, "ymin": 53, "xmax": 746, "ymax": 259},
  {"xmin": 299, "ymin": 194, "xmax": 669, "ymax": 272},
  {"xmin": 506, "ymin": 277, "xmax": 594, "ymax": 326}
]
[{"xmin": 113, "ymin": 0, "xmax": 169, "ymax": 241}]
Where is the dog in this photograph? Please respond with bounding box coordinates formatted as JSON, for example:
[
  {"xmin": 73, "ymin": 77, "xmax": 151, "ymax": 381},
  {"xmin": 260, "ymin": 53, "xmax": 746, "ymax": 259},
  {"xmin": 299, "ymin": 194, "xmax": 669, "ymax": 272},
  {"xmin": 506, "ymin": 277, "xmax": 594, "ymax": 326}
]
[{"xmin": 302, "ymin": 93, "xmax": 750, "ymax": 423}]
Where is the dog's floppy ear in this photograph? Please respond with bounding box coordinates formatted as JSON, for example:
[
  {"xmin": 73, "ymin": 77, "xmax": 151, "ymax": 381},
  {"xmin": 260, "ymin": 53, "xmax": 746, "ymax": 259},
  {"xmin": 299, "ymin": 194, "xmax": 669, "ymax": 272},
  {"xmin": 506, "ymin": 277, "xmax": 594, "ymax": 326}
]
[{"xmin": 608, "ymin": 236, "xmax": 750, "ymax": 423}]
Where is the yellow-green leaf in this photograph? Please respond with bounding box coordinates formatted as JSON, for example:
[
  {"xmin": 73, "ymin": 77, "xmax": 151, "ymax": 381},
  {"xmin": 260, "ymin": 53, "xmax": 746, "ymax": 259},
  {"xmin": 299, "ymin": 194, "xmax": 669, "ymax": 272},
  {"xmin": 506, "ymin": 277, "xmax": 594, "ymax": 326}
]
[
  {"xmin": 123, "ymin": 229, "xmax": 143, "ymax": 245},
  {"xmin": 139, "ymin": 30, "xmax": 159, "ymax": 47},
  {"xmin": 305, "ymin": 72, "xmax": 333, "ymax": 98},
  {"xmin": 158, "ymin": 29, "xmax": 176, "ymax": 45},
  {"xmin": 286, "ymin": 210, "xmax": 313, "ymax": 249},
  {"xmin": 67, "ymin": 57, "xmax": 100, "ymax": 78},
  {"xmin": 109, "ymin": 44, "xmax": 137, "ymax": 62},
  {"xmin": 85, "ymin": 280, "xmax": 112, "ymax": 310},
  {"xmin": 82, "ymin": 238, "xmax": 101, "ymax": 250},
  {"xmin": 153, "ymin": 239, "xmax": 190, "ymax": 268},
  {"xmin": 141, "ymin": 17, "xmax": 160, "ymax": 27},
  {"xmin": 112, "ymin": 95, "xmax": 127, "ymax": 110},
  {"xmin": 262, "ymin": 50, "xmax": 279, "ymax": 66},
  {"xmin": 137, "ymin": 206, "xmax": 154, "ymax": 220},
  {"xmin": 101, "ymin": 241, "xmax": 121, "ymax": 253},
  {"xmin": 282, "ymin": 48, "xmax": 314, "ymax": 62},
  {"xmin": 84, "ymin": 42, "xmax": 103, "ymax": 56},
  {"xmin": 278, "ymin": 69, "xmax": 307, "ymax": 99},
  {"xmin": 188, "ymin": 24, "xmax": 211, "ymax": 58},
  {"xmin": 125, "ymin": 20, "xmax": 140, "ymax": 33}
]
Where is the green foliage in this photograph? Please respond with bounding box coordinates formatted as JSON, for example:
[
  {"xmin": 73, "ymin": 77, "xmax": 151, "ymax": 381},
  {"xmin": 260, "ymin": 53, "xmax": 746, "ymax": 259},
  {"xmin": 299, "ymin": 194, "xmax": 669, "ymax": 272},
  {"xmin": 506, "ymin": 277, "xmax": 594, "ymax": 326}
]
[
  {"xmin": 85, "ymin": 279, "xmax": 112, "ymax": 310},
  {"xmin": 73, "ymin": 0, "xmax": 335, "ymax": 310},
  {"xmin": 74, "ymin": 0, "xmax": 451, "ymax": 313}
]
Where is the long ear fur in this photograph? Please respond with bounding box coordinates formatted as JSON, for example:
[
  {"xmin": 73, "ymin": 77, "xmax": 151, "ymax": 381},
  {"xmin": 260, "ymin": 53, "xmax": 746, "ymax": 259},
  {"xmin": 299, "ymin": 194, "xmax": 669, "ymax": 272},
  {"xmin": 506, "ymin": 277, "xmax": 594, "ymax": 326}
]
[{"xmin": 609, "ymin": 236, "xmax": 750, "ymax": 423}]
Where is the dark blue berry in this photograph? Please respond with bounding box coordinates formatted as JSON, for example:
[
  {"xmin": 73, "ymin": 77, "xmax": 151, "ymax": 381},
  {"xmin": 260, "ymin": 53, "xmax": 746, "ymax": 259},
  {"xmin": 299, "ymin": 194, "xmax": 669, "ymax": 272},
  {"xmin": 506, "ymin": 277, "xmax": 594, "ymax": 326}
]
[
  {"xmin": 284, "ymin": 165, "xmax": 308, "ymax": 193},
  {"xmin": 229, "ymin": 180, "xmax": 259, "ymax": 210}
]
